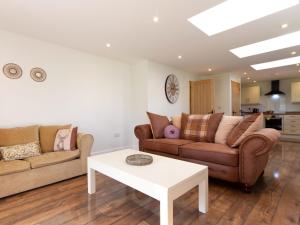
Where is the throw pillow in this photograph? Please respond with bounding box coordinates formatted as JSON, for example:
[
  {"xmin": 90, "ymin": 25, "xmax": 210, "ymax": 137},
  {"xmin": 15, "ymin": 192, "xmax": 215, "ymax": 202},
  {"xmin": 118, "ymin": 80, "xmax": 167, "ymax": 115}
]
[
  {"xmin": 164, "ymin": 125, "xmax": 180, "ymax": 139},
  {"xmin": 215, "ymin": 116, "xmax": 243, "ymax": 144},
  {"xmin": 180, "ymin": 113, "xmax": 189, "ymax": 138},
  {"xmin": 183, "ymin": 114, "xmax": 211, "ymax": 141},
  {"xmin": 39, "ymin": 124, "xmax": 71, "ymax": 153},
  {"xmin": 227, "ymin": 113, "xmax": 263, "ymax": 147},
  {"xmin": 147, "ymin": 112, "xmax": 170, "ymax": 139},
  {"xmin": 0, "ymin": 142, "xmax": 41, "ymax": 161},
  {"xmin": 206, "ymin": 113, "xmax": 224, "ymax": 143},
  {"xmin": 54, "ymin": 127, "xmax": 78, "ymax": 151},
  {"xmin": 171, "ymin": 115, "xmax": 182, "ymax": 129}
]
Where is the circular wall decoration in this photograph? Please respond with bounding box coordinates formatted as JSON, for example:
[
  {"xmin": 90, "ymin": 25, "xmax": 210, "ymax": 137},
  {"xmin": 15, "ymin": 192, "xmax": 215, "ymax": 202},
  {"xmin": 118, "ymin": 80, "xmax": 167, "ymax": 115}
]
[
  {"xmin": 165, "ymin": 74, "xmax": 179, "ymax": 104},
  {"xmin": 30, "ymin": 67, "xmax": 47, "ymax": 82},
  {"xmin": 3, "ymin": 63, "xmax": 22, "ymax": 79}
]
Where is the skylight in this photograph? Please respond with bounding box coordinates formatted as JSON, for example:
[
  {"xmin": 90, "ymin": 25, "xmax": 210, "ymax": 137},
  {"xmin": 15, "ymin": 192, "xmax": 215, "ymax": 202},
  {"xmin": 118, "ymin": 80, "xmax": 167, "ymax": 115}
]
[
  {"xmin": 230, "ymin": 31, "xmax": 300, "ymax": 58},
  {"xmin": 188, "ymin": 0, "xmax": 299, "ymax": 36},
  {"xmin": 251, "ymin": 56, "xmax": 300, "ymax": 70}
]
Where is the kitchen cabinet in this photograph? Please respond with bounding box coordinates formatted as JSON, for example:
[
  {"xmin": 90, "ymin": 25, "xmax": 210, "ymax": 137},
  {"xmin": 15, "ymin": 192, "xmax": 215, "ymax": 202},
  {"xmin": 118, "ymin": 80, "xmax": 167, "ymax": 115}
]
[
  {"xmin": 241, "ymin": 86, "xmax": 260, "ymax": 105},
  {"xmin": 283, "ymin": 115, "xmax": 300, "ymax": 135},
  {"xmin": 291, "ymin": 82, "xmax": 300, "ymax": 103}
]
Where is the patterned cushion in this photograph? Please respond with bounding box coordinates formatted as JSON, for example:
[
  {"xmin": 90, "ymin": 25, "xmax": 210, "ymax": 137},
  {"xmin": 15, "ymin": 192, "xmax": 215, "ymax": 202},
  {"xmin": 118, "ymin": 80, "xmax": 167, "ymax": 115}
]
[
  {"xmin": 183, "ymin": 114, "xmax": 211, "ymax": 141},
  {"xmin": 54, "ymin": 127, "xmax": 78, "ymax": 151},
  {"xmin": 215, "ymin": 116, "xmax": 243, "ymax": 144},
  {"xmin": 0, "ymin": 142, "xmax": 41, "ymax": 161}
]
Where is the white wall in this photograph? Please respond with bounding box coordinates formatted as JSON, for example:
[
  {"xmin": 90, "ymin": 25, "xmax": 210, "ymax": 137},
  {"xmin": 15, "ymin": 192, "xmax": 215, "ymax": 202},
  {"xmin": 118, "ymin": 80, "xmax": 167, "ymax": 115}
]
[
  {"xmin": 0, "ymin": 30, "xmax": 133, "ymax": 153},
  {"xmin": 147, "ymin": 61, "xmax": 198, "ymax": 117},
  {"xmin": 0, "ymin": 30, "xmax": 198, "ymax": 153}
]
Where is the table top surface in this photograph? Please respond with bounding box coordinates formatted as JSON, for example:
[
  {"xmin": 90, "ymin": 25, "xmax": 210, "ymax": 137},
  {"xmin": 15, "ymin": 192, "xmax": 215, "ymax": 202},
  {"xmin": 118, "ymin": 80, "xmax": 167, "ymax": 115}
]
[{"xmin": 88, "ymin": 149, "xmax": 207, "ymax": 188}]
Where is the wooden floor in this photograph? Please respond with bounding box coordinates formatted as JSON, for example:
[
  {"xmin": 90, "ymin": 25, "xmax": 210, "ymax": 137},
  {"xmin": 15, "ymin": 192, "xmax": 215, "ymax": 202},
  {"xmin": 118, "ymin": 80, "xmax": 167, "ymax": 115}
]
[{"xmin": 0, "ymin": 141, "xmax": 300, "ymax": 225}]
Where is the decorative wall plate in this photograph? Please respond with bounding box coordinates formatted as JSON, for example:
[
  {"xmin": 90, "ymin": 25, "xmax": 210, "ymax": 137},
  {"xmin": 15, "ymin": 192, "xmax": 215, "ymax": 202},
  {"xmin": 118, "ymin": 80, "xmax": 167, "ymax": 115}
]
[
  {"xmin": 30, "ymin": 67, "xmax": 47, "ymax": 82},
  {"xmin": 3, "ymin": 63, "xmax": 22, "ymax": 79},
  {"xmin": 165, "ymin": 74, "xmax": 179, "ymax": 104}
]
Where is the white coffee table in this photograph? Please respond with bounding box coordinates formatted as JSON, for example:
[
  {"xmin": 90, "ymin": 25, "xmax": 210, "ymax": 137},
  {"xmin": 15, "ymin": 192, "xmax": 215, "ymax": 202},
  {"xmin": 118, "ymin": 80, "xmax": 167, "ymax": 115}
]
[{"xmin": 87, "ymin": 149, "xmax": 208, "ymax": 225}]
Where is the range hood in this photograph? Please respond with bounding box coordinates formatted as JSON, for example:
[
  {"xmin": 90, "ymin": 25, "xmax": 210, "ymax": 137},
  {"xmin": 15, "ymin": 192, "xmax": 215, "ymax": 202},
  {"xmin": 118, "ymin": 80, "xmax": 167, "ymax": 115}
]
[{"xmin": 265, "ymin": 80, "xmax": 286, "ymax": 96}]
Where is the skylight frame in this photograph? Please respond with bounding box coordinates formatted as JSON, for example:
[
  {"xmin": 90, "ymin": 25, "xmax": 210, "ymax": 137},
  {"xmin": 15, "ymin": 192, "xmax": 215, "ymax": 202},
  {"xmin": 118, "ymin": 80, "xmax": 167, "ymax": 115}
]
[
  {"xmin": 188, "ymin": 0, "xmax": 299, "ymax": 36},
  {"xmin": 251, "ymin": 56, "xmax": 300, "ymax": 70},
  {"xmin": 230, "ymin": 31, "xmax": 300, "ymax": 58}
]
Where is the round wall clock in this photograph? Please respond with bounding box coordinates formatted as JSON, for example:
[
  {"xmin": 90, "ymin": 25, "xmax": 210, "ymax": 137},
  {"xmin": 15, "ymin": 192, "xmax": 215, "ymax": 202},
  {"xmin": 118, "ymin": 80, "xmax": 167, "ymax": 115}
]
[{"xmin": 165, "ymin": 74, "xmax": 179, "ymax": 104}]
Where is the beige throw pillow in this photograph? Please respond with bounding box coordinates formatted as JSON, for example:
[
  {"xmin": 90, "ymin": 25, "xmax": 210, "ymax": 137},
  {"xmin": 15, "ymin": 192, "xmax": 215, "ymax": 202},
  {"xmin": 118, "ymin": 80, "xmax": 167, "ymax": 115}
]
[
  {"xmin": 0, "ymin": 142, "xmax": 41, "ymax": 161},
  {"xmin": 54, "ymin": 127, "xmax": 78, "ymax": 151},
  {"xmin": 171, "ymin": 115, "xmax": 182, "ymax": 129},
  {"xmin": 215, "ymin": 116, "xmax": 243, "ymax": 144}
]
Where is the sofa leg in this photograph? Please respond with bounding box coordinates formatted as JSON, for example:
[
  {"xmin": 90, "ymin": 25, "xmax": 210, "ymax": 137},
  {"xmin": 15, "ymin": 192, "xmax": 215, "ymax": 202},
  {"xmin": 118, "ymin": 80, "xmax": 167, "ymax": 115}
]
[{"xmin": 243, "ymin": 184, "xmax": 252, "ymax": 193}]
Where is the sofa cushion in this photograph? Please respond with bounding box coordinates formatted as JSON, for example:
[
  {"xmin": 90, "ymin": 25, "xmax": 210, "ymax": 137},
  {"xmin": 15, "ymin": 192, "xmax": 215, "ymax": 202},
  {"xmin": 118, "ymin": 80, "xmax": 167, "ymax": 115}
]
[
  {"xmin": 0, "ymin": 160, "xmax": 31, "ymax": 176},
  {"xmin": 147, "ymin": 112, "xmax": 170, "ymax": 139},
  {"xmin": 179, "ymin": 142, "xmax": 239, "ymax": 167},
  {"xmin": 39, "ymin": 125, "xmax": 71, "ymax": 153},
  {"xmin": 0, "ymin": 125, "xmax": 39, "ymax": 147},
  {"xmin": 215, "ymin": 116, "xmax": 243, "ymax": 144},
  {"xmin": 143, "ymin": 139, "xmax": 195, "ymax": 155},
  {"xmin": 24, "ymin": 149, "xmax": 80, "ymax": 169},
  {"xmin": 227, "ymin": 113, "xmax": 263, "ymax": 147},
  {"xmin": 0, "ymin": 142, "xmax": 41, "ymax": 161}
]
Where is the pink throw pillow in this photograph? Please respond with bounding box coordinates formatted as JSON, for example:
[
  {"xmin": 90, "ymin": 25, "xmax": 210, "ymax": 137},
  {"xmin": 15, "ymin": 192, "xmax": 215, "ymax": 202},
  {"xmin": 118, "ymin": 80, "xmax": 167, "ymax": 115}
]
[{"xmin": 164, "ymin": 125, "xmax": 180, "ymax": 139}]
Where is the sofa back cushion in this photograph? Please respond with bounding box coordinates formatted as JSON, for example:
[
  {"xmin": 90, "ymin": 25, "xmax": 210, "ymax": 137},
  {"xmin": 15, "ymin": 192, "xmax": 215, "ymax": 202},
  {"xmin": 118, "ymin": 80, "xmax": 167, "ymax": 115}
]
[
  {"xmin": 147, "ymin": 112, "xmax": 170, "ymax": 139},
  {"xmin": 39, "ymin": 125, "xmax": 71, "ymax": 153},
  {"xmin": 227, "ymin": 113, "xmax": 263, "ymax": 147},
  {"xmin": 206, "ymin": 113, "xmax": 224, "ymax": 142},
  {"xmin": 0, "ymin": 125, "xmax": 39, "ymax": 147},
  {"xmin": 215, "ymin": 116, "xmax": 243, "ymax": 144}
]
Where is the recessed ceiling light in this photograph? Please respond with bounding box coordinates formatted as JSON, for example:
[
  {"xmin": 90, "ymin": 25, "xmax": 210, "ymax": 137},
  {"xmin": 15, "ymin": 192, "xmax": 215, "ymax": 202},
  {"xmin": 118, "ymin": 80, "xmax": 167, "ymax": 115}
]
[
  {"xmin": 296, "ymin": 63, "xmax": 300, "ymax": 66},
  {"xmin": 208, "ymin": 68, "xmax": 212, "ymax": 72},
  {"xmin": 153, "ymin": 16, "xmax": 159, "ymax": 23},
  {"xmin": 106, "ymin": 43, "xmax": 111, "ymax": 48},
  {"xmin": 281, "ymin": 23, "xmax": 288, "ymax": 29},
  {"xmin": 187, "ymin": 0, "xmax": 299, "ymax": 36},
  {"xmin": 230, "ymin": 30, "xmax": 300, "ymax": 58},
  {"xmin": 251, "ymin": 55, "xmax": 300, "ymax": 70},
  {"xmin": 291, "ymin": 51, "xmax": 297, "ymax": 55},
  {"xmin": 298, "ymin": 69, "xmax": 300, "ymax": 73},
  {"xmin": 247, "ymin": 77, "xmax": 251, "ymax": 80},
  {"xmin": 253, "ymin": 80, "xmax": 257, "ymax": 83},
  {"xmin": 243, "ymin": 72, "xmax": 247, "ymax": 75},
  {"xmin": 177, "ymin": 55, "xmax": 182, "ymax": 59}
]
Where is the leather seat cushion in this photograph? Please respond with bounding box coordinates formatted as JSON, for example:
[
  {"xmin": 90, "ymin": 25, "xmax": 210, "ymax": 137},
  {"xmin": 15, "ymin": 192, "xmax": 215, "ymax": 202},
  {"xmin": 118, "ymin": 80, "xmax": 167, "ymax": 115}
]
[
  {"xmin": 25, "ymin": 149, "xmax": 80, "ymax": 169},
  {"xmin": 0, "ymin": 160, "xmax": 31, "ymax": 176},
  {"xmin": 142, "ymin": 139, "xmax": 195, "ymax": 155},
  {"xmin": 179, "ymin": 142, "xmax": 239, "ymax": 166}
]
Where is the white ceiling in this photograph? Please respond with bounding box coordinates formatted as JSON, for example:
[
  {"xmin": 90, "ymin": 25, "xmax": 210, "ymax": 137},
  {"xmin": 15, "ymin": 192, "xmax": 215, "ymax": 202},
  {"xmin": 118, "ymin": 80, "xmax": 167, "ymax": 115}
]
[{"xmin": 0, "ymin": 0, "xmax": 300, "ymax": 82}]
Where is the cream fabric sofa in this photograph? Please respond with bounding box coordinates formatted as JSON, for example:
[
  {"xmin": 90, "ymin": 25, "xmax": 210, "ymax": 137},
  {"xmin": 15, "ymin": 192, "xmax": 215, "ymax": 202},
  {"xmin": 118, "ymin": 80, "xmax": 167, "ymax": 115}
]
[{"xmin": 0, "ymin": 132, "xmax": 93, "ymax": 198}]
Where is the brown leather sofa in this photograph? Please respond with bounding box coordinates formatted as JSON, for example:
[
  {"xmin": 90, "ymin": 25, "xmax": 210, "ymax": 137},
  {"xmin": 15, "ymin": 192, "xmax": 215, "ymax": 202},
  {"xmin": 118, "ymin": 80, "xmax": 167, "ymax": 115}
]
[{"xmin": 135, "ymin": 124, "xmax": 280, "ymax": 191}]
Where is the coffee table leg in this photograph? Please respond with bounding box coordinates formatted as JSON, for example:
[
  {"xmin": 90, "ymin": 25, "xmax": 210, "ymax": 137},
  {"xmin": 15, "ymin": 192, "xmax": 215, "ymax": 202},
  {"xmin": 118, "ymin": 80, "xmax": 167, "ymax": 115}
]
[
  {"xmin": 88, "ymin": 167, "xmax": 96, "ymax": 194},
  {"xmin": 160, "ymin": 195, "xmax": 173, "ymax": 225},
  {"xmin": 198, "ymin": 171, "xmax": 208, "ymax": 213}
]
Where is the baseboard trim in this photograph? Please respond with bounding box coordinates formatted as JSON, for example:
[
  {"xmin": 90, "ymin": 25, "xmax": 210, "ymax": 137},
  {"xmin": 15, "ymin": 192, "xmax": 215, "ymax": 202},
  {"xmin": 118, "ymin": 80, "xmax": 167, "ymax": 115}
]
[{"xmin": 91, "ymin": 145, "xmax": 139, "ymax": 155}]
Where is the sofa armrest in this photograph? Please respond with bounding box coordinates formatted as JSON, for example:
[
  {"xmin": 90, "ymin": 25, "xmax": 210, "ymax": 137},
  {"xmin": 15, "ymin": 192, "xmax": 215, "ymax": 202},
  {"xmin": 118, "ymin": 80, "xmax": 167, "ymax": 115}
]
[
  {"xmin": 239, "ymin": 128, "xmax": 280, "ymax": 186},
  {"xmin": 134, "ymin": 124, "xmax": 153, "ymax": 141},
  {"xmin": 134, "ymin": 124, "xmax": 153, "ymax": 150},
  {"xmin": 77, "ymin": 133, "xmax": 94, "ymax": 173}
]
